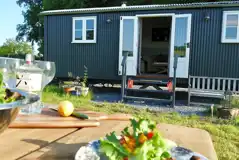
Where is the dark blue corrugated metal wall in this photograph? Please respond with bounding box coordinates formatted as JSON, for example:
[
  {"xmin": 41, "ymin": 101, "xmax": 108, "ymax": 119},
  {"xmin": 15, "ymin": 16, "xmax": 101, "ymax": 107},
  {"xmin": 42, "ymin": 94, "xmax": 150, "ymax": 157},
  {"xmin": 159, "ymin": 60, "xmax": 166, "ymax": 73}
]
[{"xmin": 44, "ymin": 7, "xmax": 239, "ymax": 80}]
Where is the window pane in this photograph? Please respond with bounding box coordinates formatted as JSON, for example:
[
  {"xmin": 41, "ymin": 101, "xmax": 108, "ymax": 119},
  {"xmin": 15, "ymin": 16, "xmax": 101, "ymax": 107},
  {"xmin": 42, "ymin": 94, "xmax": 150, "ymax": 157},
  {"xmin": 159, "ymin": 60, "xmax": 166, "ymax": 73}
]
[
  {"xmin": 75, "ymin": 31, "xmax": 82, "ymax": 40},
  {"xmin": 75, "ymin": 20, "xmax": 82, "ymax": 29},
  {"xmin": 225, "ymin": 27, "xmax": 237, "ymax": 39},
  {"xmin": 86, "ymin": 20, "xmax": 94, "ymax": 30},
  {"xmin": 226, "ymin": 15, "xmax": 238, "ymax": 26},
  {"xmin": 174, "ymin": 17, "xmax": 188, "ymax": 57},
  {"xmin": 122, "ymin": 19, "xmax": 134, "ymax": 57},
  {"xmin": 86, "ymin": 30, "xmax": 94, "ymax": 40}
]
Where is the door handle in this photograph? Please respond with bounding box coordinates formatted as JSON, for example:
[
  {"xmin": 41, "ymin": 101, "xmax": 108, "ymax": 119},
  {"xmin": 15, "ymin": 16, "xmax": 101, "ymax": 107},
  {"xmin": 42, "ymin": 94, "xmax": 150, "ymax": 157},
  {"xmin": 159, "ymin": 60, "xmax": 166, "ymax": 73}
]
[{"xmin": 186, "ymin": 42, "xmax": 190, "ymax": 48}]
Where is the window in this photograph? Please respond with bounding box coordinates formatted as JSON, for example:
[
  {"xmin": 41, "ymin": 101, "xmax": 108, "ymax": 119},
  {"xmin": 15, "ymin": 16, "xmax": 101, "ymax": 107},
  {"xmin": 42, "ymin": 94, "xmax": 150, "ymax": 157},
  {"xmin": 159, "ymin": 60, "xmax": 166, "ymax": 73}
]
[
  {"xmin": 72, "ymin": 17, "xmax": 97, "ymax": 43},
  {"xmin": 222, "ymin": 11, "xmax": 239, "ymax": 43}
]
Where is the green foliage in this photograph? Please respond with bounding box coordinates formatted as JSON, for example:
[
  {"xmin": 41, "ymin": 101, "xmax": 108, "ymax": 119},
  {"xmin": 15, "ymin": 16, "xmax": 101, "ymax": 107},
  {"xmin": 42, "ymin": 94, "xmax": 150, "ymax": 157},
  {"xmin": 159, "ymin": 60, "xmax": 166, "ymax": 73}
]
[
  {"xmin": 221, "ymin": 96, "xmax": 239, "ymax": 109},
  {"xmin": 43, "ymin": 0, "xmax": 125, "ymax": 10},
  {"xmin": 66, "ymin": 66, "xmax": 88, "ymax": 88},
  {"xmin": 0, "ymin": 38, "xmax": 32, "ymax": 57},
  {"xmin": 81, "ymin": 66, "xmax": 88, "ymax": 88},
  {"xmin": 235, "ymin": 117, "xmax": 239, "ymax": 125},
  {"xmin": 16, "ymin": 0, "xmax": 43, "ymax": 55},
  {"xmin": 43, "ymin": 0, "xmax": 85, "ymax": 10},
  {"xmin": 230, "ymin": 97, "xmax": 239, "ymax": 108},
  {"xmin": 43, "ymin": 85, "xmax": 93, "ymax": 101}
]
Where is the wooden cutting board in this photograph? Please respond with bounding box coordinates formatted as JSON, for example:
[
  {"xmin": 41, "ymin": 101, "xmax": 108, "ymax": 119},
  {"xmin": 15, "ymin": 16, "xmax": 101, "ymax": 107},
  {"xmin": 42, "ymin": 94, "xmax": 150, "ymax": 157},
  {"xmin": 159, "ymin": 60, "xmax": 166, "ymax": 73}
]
[
  {"xmin": 48, "ymin": 105, "xmax": 133, "ymax": 121},
  {"xmin": 9, "ymin": 107, "xmax": 132, "ymax": 129},
  {"xmin": 9, "ymin": 108, "xmax": 100, "ymax": 129}
]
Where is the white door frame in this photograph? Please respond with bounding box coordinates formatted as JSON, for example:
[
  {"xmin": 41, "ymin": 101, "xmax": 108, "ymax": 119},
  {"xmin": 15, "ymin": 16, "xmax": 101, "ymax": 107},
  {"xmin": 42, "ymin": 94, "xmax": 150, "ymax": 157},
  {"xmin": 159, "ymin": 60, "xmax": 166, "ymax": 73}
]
[
  {"xmin": 119, "ymin": 13, "xmax": 192, "ymax": 78},
  {"xmin": 118, "ymin": 16, "xmax": 138, "ymax": 76},
  {"xmin": 169, "ymin": 14, "xmax": 192, "ymax": 78},
  {"xmin": 136, "ymin": 13, "xmax": 175, "ymax": 18},
  {"xmin": 136, "ymin": 13, "xmax": 175, "ymax": 75}
]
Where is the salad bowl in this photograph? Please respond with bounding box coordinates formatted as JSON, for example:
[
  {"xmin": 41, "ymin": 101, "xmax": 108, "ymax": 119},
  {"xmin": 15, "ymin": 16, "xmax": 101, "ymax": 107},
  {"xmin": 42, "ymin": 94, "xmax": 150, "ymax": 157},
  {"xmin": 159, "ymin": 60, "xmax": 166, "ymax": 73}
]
[
  {"xmin": 0, "ymin": 88, "xmax": 40, "ymax": 134},
  {"xmin": 75, "ymin": 119, "xmax": 208, "ymax": 160}
]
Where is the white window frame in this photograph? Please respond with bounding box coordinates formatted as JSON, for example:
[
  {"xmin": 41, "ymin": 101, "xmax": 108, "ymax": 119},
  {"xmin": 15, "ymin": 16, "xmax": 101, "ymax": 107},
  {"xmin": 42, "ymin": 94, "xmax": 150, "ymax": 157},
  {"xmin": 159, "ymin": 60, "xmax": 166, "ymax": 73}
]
[
  {"xmin": 72, "ymin": 16, "xmax": 97, "ymax": 43},
  {"xmin": 221, "ymin": 11, "xmax": 239, "ymax": 43}
]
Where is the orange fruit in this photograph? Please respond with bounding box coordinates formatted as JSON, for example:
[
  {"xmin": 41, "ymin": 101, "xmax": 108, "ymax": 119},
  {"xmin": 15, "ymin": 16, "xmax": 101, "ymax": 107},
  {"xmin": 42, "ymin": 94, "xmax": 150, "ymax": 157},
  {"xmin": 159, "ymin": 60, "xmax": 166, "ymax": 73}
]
[{"xmin": 58, "ymin": 101, "xmax": 74, "ymax": 117}]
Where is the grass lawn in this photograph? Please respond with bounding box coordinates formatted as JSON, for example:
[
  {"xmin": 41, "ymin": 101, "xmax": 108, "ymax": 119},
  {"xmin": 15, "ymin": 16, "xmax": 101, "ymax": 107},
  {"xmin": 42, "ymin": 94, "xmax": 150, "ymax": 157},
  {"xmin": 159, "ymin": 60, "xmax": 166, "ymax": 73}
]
[{"xmin": 43, "ymin": 85, "xmax": 239, "ymax": 160}]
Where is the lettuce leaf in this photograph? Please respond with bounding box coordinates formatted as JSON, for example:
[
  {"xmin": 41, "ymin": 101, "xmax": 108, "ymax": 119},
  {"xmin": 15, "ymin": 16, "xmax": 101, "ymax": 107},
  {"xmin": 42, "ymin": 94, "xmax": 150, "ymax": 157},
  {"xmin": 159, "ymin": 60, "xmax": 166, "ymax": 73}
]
[
  {"xmin": 99, "ymin": 132, "xmax": 128, "ymax": 160},
  {"xmin": 99, "ymin": 118, "xmax": 174, "ymax": 160},
  {"xmin": 100, "ymin": 140, "xmax": 124, "ymax": 160},
  {"xmin": 133, "ymin": 141, "xmax": 154, "ymax": 160}
]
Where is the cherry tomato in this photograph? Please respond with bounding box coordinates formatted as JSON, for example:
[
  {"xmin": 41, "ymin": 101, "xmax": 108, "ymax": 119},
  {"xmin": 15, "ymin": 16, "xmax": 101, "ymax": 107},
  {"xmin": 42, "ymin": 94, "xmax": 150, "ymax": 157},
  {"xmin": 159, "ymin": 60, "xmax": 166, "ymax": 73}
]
[
  {"xmin": 139, "ymin": 133, "xmax": 147, "ymax": 144},
  {"xmin": 147, "ymin": 132, "xmax": 154, "ymax": 139},
  {"xmin": 120, "ymin": 137, "xmax": 126, "ymax": 145}
]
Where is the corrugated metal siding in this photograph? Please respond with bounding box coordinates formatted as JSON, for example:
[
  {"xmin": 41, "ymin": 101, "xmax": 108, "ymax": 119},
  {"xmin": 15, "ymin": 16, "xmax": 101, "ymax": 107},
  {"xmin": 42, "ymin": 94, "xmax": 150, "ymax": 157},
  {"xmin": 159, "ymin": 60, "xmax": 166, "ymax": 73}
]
[
  {"xmin": 44, "ymin": 16, "xmax": 48, "ymax": 60},
  {"xmin": 45, "ymin": 7, "xmax": 239, "ymax": 80},
  {"xmin": 45, "ymin": 12, "xmax": 134, "ymax": 79},
  {"xmin": 189, "ymin": 7, "xmax": 239, "ymax": 78}
]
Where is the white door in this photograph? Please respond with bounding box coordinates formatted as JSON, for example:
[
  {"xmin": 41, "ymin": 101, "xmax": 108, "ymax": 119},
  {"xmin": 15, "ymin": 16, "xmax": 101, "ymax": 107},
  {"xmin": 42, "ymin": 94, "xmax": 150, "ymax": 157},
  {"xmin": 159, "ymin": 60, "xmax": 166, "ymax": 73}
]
[
  {"xmin": 118, "ymin": 16, "xmax": 138, "ymax": 76},
  {"xmin": 169, "ymin": 14, "xmax": 192, "ymax": 78}
]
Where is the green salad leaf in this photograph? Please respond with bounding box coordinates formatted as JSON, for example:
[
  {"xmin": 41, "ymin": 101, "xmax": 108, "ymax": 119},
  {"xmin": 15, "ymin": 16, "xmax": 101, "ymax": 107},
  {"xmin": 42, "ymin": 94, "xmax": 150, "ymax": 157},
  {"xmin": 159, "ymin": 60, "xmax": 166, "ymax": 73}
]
[
  {"xmin": 100, "ymin": 140, "xmax": 124, "ymax": 160},
  {"xmin": 100, "ymin": 118, "xmax": 176, "ymax": 160},
  {"xmin": 133, "ymin": 140, "xmax": 154, "ymax": 160},
  {"xmin": 0, "ymin": 71, "xmax": 22, "ymax": 104},
  {"xmin": 100, "ymin": 132, "xmax": 128, "ymax": 160}
]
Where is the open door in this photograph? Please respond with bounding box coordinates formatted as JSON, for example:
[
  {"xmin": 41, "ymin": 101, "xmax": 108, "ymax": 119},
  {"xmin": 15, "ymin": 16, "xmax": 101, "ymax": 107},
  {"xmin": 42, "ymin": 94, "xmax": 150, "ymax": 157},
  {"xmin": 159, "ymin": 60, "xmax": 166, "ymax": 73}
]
[
  {"xmin": 169, "ymin": 14, "xmax": 192, "ymax": 78},
  {"xmin": 118, "ymin": 16, "xmax": 138, "ymax": 76}
]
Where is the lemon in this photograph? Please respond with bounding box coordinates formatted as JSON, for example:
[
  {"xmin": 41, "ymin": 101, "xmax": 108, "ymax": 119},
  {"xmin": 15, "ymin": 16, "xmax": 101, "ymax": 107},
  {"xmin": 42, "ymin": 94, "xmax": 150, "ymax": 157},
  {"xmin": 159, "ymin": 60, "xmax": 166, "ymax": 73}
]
[{"xmin": 58, "ymin": 101, "xmax": 74, "ymax": 117}]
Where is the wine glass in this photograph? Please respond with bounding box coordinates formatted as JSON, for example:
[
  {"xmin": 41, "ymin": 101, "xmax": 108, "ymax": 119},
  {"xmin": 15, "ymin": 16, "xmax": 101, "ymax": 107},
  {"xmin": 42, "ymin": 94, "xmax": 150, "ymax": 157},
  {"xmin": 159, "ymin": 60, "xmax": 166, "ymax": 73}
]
[
  {"xmin": 0, "ymin": 57, "xmax": 21, "ymax": 88},
  {"xmin": 14, "ymin": 58, "xmax": 55, "ymax": 114},
  {"xmin": 35, "ymin": 60, "xmax": 56, "ymax": 90},
  {"xmin": 34, "ymin": 60, "xmax": 56, "ymax": 108}
]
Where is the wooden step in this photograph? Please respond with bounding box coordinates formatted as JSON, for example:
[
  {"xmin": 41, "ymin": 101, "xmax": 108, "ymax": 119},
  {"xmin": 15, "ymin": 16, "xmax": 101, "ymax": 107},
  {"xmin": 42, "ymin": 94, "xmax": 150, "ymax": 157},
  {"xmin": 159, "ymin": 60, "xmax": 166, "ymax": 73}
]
[
  {"xmin": 129, "ymin": 79, "xmax": 169, "ymax": 85},
  {"xmin": 126, "ymin": 88, "xmax": 173, "ymax": 94},
  {"xmin": 123, "ymin": 96, "xmax": 172, "ymax": 104},
  {"xmin": 135, "ymin": 74, "xmax": 169, "ymax": 80}
]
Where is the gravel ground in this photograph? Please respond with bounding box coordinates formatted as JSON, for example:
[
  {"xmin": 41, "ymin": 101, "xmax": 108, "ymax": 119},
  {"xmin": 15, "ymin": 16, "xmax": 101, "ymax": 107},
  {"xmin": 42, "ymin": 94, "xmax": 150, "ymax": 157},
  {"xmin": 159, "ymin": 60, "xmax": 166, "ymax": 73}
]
[{"xmin": 92, "ymin": 91, "xmax": 210, "ymax": 116}]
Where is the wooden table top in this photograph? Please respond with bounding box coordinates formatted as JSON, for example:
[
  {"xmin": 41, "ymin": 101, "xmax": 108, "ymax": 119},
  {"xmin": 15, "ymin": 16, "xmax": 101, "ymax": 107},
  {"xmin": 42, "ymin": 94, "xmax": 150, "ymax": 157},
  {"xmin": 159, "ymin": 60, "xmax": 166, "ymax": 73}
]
[{"xmin": 0, "ymin": 120, "xmax": 218, "ymax": 160}]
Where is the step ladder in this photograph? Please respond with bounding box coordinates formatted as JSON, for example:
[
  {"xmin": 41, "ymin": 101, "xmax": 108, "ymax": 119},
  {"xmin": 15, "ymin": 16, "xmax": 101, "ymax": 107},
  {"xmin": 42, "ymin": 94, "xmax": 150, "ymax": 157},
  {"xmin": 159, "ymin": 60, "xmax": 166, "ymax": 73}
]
[{"xmin": 121, "ymin": 53, "xmax": 178, "ymax": 107}]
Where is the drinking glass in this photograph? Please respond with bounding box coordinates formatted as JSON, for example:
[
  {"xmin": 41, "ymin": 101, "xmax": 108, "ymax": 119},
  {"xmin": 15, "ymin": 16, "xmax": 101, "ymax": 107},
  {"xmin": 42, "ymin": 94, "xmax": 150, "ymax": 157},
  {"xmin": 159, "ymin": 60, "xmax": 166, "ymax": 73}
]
[{"xmin": 0, "ymin": 57, "xmax": 21, "ymax": 88}]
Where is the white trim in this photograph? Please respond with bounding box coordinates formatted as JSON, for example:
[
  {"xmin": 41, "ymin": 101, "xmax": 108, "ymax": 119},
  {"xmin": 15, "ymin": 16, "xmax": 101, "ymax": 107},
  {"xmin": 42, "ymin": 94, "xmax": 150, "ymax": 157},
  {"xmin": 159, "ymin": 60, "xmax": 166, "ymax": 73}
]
[
  {"xmin": 118, "ymin": 16, "xmax": 123, "ymax": 75},
  {"xmin": 72, "ymin": 16, "xmax": 97, "ymax": 43},
  {"xmin": 134, "ymin": 16, "xmax": 139, "ymax": 75},
  {"xmin": 138, "ymin": 18, "xmax": 143, "ymax": 74},
  {"xmin": 136, "ymin": 13, "xmax": 175, "ymax": 18},
  {"xmin": 118, "ymin": 16, "xmax": 138, "ymax": 76},
  {"xmin": 169, "ymin": 14, "xmax": 192, "ymax": 78},
  {"xmin": 221, "ymin": 11, "xmax": 239, "ymax": 43},
  {"xmin": 169, "ymin": 15, "xmax": 176, "ymax": 77}
]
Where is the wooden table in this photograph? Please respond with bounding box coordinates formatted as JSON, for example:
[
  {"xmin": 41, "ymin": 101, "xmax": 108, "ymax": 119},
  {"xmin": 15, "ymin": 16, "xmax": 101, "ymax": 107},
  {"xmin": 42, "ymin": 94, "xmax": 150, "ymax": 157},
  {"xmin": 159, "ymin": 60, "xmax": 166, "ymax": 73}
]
[{"xmin": 0, "ymin": 120, "xmax": 218, "ymax": 160}]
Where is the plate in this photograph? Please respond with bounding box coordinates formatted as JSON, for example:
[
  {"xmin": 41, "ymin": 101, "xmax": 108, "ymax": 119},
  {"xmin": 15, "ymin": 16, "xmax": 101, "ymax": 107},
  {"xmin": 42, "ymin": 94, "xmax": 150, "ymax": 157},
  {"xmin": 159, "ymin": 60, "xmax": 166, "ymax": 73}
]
[{"xmin": 75, "ymin": 138, "xmax": 208, "ymax": 160}]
